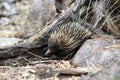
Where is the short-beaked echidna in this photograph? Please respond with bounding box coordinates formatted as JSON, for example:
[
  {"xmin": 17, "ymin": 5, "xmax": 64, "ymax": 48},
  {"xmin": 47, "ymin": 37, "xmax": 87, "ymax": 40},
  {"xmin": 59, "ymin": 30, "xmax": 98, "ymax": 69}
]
[{"xmin": 44, "ymin": 22, "xmax": 92, "ymax": 59}]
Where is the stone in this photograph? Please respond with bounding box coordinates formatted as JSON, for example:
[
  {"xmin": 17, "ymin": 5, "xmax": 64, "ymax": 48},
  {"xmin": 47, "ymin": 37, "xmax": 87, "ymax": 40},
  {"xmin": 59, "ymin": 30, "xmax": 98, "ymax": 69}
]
[{"xmin": 72, "ymin": 37, "xmax": 120, "ymax": 67}]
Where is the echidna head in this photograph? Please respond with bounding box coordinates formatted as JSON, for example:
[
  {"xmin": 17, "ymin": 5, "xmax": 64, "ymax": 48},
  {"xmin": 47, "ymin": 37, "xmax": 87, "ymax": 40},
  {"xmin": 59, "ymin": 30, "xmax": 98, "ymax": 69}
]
[{"xmin": 45, "ymin": 43, "xmax": 66, "ymax": 57}]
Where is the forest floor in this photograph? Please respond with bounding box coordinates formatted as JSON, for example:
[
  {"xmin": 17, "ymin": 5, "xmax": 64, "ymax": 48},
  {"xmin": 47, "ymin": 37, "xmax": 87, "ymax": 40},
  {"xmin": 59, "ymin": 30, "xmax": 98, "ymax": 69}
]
[{"xmin": 0, "ymin": 0, "xmax": 120, "ymax": 80}]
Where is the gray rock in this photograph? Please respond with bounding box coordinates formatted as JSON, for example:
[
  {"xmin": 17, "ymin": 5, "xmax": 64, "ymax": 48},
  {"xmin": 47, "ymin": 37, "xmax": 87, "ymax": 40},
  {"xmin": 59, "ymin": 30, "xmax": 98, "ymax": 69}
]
[
  {"xmin": 0, "ymin": 2, "xmax": 17, "ymax": 16},
  {"xmin": 72, "ymin": 37, "xmax": 120, "ymax": 67},
  {"xmin": 78, "ymin": 61, "xmax": 120, "ymax": 80},
  {"xmin": 0, "ymin": 38, "xmax": 21, "ymax": 47}
]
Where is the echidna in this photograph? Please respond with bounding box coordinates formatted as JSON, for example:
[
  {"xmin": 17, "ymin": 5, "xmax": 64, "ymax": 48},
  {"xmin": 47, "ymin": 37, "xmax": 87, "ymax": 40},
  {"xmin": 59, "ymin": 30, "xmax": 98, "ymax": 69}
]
[{"xmin": 44, "ymin": 22, "xmax": 92, "ymax": 59}]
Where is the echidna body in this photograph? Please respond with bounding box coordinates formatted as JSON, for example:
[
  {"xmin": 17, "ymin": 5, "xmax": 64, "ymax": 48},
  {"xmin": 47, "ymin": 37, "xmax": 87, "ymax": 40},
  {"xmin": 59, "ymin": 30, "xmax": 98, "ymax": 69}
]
[{"xmin": 45, "ymin": 23, "xmax": 92, "ymax": 59}]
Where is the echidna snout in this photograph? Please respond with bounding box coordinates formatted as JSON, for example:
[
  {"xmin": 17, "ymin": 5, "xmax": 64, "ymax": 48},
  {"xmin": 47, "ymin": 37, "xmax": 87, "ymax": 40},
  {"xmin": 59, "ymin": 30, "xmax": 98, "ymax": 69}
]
[{"xmin": 44, "ymin": 49, "xmax": 53, "ymax": 56}]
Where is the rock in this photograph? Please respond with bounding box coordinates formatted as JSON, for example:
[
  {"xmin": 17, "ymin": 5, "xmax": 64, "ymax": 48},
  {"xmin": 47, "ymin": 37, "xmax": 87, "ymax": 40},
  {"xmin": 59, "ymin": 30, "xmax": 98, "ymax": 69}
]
[
  {"xmin": 0, "ymin": 0, "xmax": 16, "ymax": 3},
  {"xmin": 72, "ymin": 36, "xmax": 120, "ymax": 67},
  {"xmin": 0, "ymin": 38, "xmax": 21, "ymax": 48},
  {"xmin": 113, "ymin": 62, "xmax": 120, "ymax": 80},
  {"xmin": 78, "ymin": 61, "xmax": 120, "ymax": 80},
  {"xmin": 0, "ymin": 2, "xmax": 17, "ymax": 16},
  {"xmin": 5, "ymin": 0, "xmax": 16, "ymax": 3}
]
